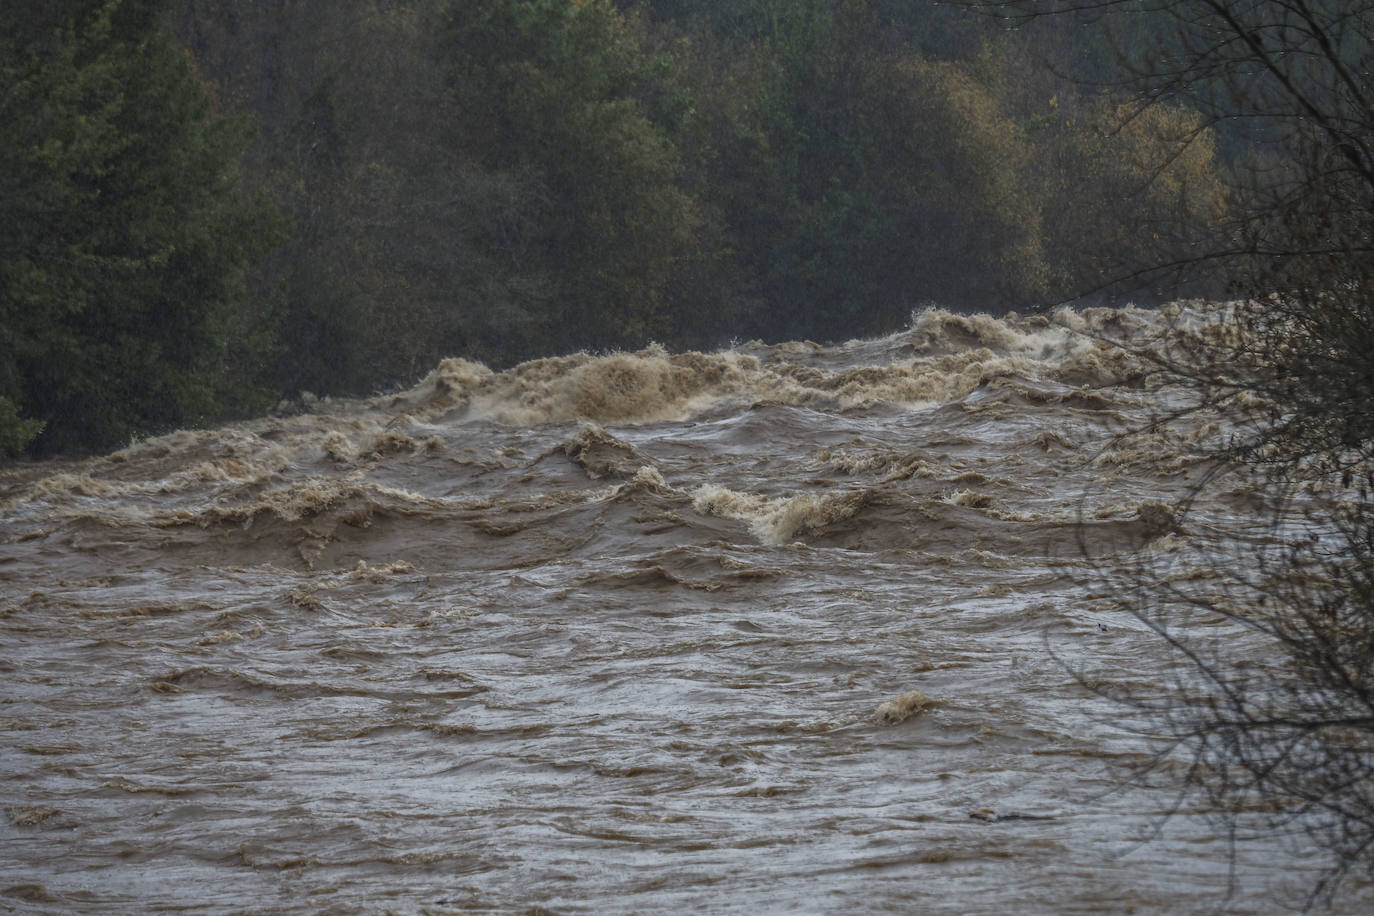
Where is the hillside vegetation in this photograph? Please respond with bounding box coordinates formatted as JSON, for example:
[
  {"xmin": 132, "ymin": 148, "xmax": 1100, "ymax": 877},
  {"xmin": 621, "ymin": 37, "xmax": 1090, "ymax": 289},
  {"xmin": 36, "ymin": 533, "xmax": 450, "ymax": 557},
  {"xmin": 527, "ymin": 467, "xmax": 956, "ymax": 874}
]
[{"xmin": 2, "ymin": 0, "xmax": 1228, "ymax": 455}]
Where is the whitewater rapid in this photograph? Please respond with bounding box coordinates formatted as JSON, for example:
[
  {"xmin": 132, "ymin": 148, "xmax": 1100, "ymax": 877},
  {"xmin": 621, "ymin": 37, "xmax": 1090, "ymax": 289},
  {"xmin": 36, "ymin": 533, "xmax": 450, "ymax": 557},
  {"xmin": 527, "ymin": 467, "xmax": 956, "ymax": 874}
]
[{"xmin": 1, "ymin": 307, "xmax": 1367, "ymax": 912}]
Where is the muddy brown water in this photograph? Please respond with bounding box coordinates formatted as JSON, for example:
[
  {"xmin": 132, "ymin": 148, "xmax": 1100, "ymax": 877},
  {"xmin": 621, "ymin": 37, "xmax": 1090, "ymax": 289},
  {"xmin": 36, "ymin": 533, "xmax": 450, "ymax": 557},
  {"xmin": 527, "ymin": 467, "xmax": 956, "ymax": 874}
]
[{"xmin": 2, "ymin": 307, "xmax": 1368, "ymax": 913}]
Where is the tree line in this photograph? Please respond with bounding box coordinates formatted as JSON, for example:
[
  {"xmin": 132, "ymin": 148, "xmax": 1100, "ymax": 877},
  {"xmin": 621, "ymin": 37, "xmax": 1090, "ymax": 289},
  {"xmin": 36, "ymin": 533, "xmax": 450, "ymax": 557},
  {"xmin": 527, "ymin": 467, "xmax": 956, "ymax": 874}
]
[{"xmin": 2, "ymin": 0, "xmax": 1229, "ymax": 455}]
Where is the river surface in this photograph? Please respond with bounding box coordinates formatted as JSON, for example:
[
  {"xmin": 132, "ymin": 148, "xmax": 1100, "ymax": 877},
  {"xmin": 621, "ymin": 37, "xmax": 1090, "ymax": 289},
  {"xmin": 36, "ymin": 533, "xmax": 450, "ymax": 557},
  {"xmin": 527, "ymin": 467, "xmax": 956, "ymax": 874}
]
[{"xmin": 2, "ymin": 306, "xmax": 1369, "ymax": 913}]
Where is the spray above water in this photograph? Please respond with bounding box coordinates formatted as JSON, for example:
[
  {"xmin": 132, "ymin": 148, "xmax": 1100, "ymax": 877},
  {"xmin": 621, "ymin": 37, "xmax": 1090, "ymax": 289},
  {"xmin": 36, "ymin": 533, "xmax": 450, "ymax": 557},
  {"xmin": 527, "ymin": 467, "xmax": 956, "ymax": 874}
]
[{"xmin": 365, "ymin": 307, "xmax": 1158, "ymax": 430}]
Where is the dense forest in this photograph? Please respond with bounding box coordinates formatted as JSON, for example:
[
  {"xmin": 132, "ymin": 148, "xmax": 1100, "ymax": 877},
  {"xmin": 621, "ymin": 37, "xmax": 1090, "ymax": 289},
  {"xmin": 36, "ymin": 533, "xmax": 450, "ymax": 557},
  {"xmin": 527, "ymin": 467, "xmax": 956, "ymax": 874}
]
[{"xmin": 1, "ymin": 0, "xmax": 1231, "ymax": 455}]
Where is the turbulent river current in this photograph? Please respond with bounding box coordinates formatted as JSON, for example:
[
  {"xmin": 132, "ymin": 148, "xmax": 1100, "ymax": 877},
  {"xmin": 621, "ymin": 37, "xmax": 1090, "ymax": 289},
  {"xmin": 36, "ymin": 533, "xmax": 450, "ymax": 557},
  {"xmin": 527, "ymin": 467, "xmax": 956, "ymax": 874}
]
[{"xmin": 3, "ymin": 307, "xmax": 1370, "ymax": 913}]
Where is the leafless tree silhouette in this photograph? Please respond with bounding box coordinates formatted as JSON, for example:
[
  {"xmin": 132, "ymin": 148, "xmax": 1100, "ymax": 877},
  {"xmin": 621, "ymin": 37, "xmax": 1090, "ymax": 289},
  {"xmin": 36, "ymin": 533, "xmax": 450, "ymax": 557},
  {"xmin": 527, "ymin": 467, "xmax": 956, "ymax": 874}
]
[{"xmin": 991, "ymin": 0, "xmax": 1374, "ymax": 903}]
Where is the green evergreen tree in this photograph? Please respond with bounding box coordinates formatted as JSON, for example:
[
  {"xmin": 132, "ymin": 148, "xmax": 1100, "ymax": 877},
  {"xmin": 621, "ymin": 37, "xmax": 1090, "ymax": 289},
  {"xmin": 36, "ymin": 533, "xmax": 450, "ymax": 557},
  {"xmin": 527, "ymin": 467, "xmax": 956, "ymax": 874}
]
[{"xmin": 0, "ymin": 0, "xmax": 284, "ymax": 456}]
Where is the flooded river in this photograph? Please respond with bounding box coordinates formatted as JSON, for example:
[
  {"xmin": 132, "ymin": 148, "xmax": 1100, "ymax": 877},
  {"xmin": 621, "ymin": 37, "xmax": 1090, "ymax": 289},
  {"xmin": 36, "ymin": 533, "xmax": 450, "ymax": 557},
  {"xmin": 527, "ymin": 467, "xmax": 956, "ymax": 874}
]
[{"xmin": 2, "ymin": 307, "xmax": 1368, "ymax": 913}]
